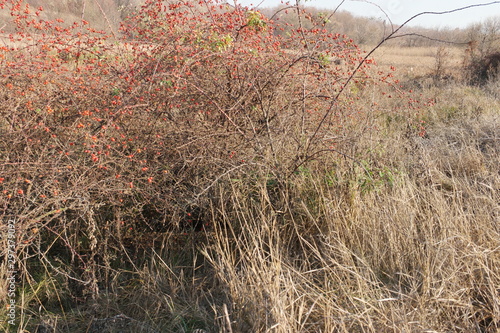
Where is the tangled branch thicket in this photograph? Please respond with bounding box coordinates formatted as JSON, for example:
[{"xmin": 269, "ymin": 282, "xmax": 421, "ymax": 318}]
[{"xmin": 0, "ymin": 0, "xmax": 498, "ymax": 332}]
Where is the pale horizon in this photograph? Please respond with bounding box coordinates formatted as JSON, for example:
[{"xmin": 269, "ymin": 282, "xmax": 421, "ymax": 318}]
[{"xmin": 233, "ymin": 0, "xmax": 500, "ymax": 29}]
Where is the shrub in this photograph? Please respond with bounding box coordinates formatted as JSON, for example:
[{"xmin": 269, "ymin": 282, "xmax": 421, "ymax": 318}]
[
  {"xmin": 465, "ymin": 51, "xmax": 500, "ymax": 86},
  {"xmin": 0, "ymin": 0, "xmax": 417, "ymax": 329}
]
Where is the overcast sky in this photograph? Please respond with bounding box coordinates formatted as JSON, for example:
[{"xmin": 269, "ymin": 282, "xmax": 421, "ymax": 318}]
[{"xmin": 233, "ymin": 0, "xmax": 500, "ymax": 29}]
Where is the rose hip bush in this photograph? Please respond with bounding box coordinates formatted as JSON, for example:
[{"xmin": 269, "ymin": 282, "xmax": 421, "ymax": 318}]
[{"xmin": 0, "ymin": 0, "xmax": 415, "ymax": 301}]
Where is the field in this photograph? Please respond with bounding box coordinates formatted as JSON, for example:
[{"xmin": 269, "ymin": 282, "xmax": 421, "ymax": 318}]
[
  {"xmin": 373, "ymin": 46, "xmax": 462, "ymax": 75},
  {"xmin": 0, "ymin": 1, "xmax": 499, "ymax": 332}
]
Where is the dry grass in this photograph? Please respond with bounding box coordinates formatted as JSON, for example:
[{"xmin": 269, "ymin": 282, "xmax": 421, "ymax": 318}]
[
  {"xmin": 369, "ymin": 45, "xmax": 465, "ymax": 78},
  {"xmin": 197, "ymin": 83, "xmax": 499, "ymax": 332}
]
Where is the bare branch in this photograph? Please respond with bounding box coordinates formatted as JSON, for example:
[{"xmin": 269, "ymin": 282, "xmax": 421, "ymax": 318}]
[
  {"xmin": 268, "ymin": 5, "xmax": 298, "ymax": 22},
  {"xmin": 351, "ymin": 0, "xmax": 394, "ymax": 29},
  {"xmin": 398, "ymin": 2, "xmax": 500, "ymax": 31},
  {"xmin": 333, "ymin": 0, "xmax": 347, "ymax": 14},
  {"xmin": 324, "ymin": 0, "xmax": 350, "ymax": 25},
  {"xmin": 389, "ymin": 33, "xmax": 471, "ymax": 45}
]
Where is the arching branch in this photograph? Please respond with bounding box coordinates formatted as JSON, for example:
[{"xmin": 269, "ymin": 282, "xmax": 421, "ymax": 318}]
[{"xmin": 291, "ymin": 1, "xmax": 500, "ymax": 176}]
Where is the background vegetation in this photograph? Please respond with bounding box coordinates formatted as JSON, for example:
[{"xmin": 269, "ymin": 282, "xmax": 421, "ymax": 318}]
[
  {"xmin": 0, "ymin": 0, "xmax": 498, "ymax": 332},
  {"xmin": 5, "ymin": 0, "xmax": 499, "ymax": 47}
]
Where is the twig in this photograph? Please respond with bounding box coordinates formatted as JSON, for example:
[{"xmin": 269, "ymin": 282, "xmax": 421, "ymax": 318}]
[
  {"xmin": 194, "ymin": 163, "xmax": 249, "ymax": 201},
  {"xmin": 28, "ymin": 207, "xmax": 69, "ymax": 224},
  {"xmin": 333, "ymin": 0, "xmax": 346, "ymax": 14},
  {"xmin": 289, "ymin": 148, "xmax": 373, "ymax": 180},
  {"xmin": 388, "ymin": 33, "xmax": 471, "ymax": 45},
  {"xmin": 92, "ymin": 0, "xmax": 118, "ymax": 39},
  {"xmin": 351, "ymin": 0, "xmax": 394, "ymax": 28}
]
